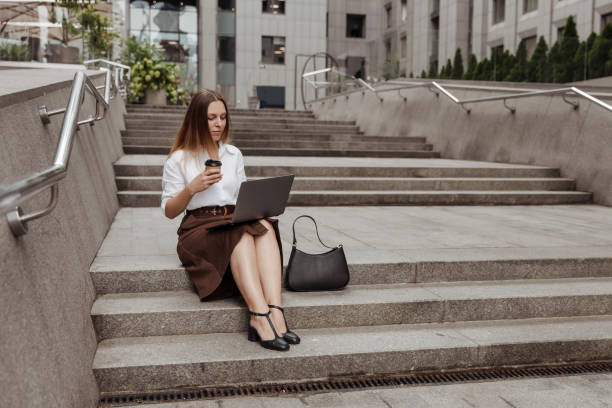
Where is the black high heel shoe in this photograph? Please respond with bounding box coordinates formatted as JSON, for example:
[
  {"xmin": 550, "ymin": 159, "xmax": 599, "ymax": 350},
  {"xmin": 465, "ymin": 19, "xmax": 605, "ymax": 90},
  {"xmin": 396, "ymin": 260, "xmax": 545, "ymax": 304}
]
[
  {"xmin": 247, "ymin": 310, "xmax": 290, "ymax": 351},
  {"xmin": 268, "ymin": 304, "xmax": 301, "ymax": 344}
]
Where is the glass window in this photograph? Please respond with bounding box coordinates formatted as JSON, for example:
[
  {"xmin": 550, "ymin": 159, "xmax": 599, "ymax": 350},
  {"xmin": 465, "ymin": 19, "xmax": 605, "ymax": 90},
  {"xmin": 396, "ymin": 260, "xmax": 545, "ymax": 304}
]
[
  {"xmin": 261, "ymin": 36, "xmax": 285, "ymax": 64},
  {"xmin": 385, "ymin": 4, "xmax": 392, "ymax": 28},
  {"xmin": 346, "ymin": 14, "xmax": 365, "ymax": 38},
  {"xmin": 217, "ymin": 11, "xmax": 235, "ymax": 36},
  {"xmin": 385, "ymin": 38, "xmax": 392, "ymax": 58},
  {"xmin": 523, "ymin": 0, "xmax": 537, "ymax": 14},
  {"xmin": 491, "ymin": 44, "xmax": 503, "ymax": 60},
  {"xmin": 180, "ymin": 5, "xmax": 198, "ymax": 33},
  {"xmin": 218, "ymin": 0, "xmax": 235, "ymax": 11},
  {"xmin": 493, "ymin": 0, "xmax": 505, "ymax": 24},
  {"xmin": 557, "ymin": 25, "xmax": 565, "ymax": 40},
  {"xmin": 218, "ymin": 62, "xmax": 235, "ymax": 85},
  {"xmin": 129, "ymin": 0, "xmax": 198, "ymax": 90},
  {"xmin": 256, "ymin": 86, "xmax": 285, "ymax": 108},
  {"xmin": 218, "ymin": 36, "xmax": 235, "ymax": 62},
  {"xmin": 602, "ymin": 12, "xmax": 612, "ymax": 31},
  {"xmin": 345, "ymin": 56, "xmax": 365, "ymax": 77},
  {"xmin": 401, "ymin": 0, "xmax": 407, "ymax": 21},
  {"xmin": 524, "ymin": 35, "xmax": 537, "ymax": 57},
  {"xmin": 400, "ymin": 34, "xmax": 407, "ymax": 58},
  {"xmin": 262, "ymin": 0, "xmax": 285, "ymax": 15}
]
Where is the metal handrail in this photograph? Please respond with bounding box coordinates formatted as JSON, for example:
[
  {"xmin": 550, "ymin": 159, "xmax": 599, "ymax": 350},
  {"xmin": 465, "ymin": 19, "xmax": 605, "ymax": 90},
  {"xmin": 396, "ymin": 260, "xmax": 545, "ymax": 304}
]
[
  {"xmin": 1, "ymin": 60, "xmax": 130, "ymax": 237},
  {"xmin": 84, "ymin": 59, "xmax": 131, "ymax": 97},
  {"xmin": 303, "ymin": 73, "xmax": 612, "ymax": 114}
]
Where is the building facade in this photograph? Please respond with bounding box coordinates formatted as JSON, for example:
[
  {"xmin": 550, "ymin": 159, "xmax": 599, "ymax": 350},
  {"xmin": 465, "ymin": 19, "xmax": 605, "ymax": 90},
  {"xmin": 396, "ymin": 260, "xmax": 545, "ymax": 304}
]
[
  {"xmin": 373, "ymin": 0, "xmax": 612, "ymax": 79},
  {"xmin": 3, "ymin": 0, "xmax": 612, "ymax": 109}
]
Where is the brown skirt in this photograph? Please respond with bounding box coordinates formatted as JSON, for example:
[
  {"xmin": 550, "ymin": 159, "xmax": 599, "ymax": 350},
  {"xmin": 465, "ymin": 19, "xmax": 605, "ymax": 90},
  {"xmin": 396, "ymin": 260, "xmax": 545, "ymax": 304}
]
[{"xmin": 176, "ymin": 205, "xmax": 283, "ymax": 301}]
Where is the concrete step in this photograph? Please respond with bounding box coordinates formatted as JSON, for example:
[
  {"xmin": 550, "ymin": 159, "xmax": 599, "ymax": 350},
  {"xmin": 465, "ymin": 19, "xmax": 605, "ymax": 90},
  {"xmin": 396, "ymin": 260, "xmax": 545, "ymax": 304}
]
[
  {"xmin": 125, "ymin": 118, "xmax": 360, "ymax": 128},
  {"xmin": 122, "ymin": 146, "xmax": 441, "ymax": 157},
  {"xmin": 120, "ymin": 131, "xmax": 426, "ymax": 143},
  {"xmin": 90, "ymin": 249, "xmax": 612, "ymax": 294},
  {"xmin": 116, "ymin": 190, "xmax": 592, "ymax": 207},
  {"xmin": 125, "ymin": 113, "xmax": 353, "ymax": 126},
  {"xmin": 113, "ymin": 156, "xmax": 562, "ymax": 178},
  {"xmin": 91, "ymin": 278, "xmax": 612, "ymax": 340},
  {"xmin": 125, "ymin": 122, "xmax": 363, "ymax": 134},
  {"xmin": 126, "ymin": 105, "xmax": 314, "ymax": 117},
  {"xmin": 92, "ymin": 315, "xmax": 612, "ymax": 392},
  {"xmin": 120, "ymin": 137, "xmax": 433, "ymax": 151},
  {"xmin": 115, "ymin": 176, "xmax": 576, "ymax": 192}
]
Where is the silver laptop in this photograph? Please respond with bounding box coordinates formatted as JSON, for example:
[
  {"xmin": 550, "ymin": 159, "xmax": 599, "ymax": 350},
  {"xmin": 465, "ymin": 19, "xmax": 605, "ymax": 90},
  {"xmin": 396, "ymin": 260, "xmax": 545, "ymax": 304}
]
[{"xmin": 209, "ymin": 174, "xmax": 294, "ymax": 229}]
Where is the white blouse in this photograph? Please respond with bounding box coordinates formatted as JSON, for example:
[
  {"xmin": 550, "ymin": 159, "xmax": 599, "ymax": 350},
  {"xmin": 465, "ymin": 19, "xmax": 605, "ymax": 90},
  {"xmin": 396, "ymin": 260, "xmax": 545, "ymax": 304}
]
[{"xmin": 161, "ymin": 142, "xmax": 247, "ymax": 215}]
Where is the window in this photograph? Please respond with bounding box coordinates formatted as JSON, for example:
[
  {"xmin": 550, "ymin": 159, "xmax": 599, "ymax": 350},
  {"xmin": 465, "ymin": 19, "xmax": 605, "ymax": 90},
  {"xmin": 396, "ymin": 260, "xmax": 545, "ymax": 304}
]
[
  {"xmin": 129, "ymin": 0, "xmax": 199, "ymax": 89},
  {"xmin": 218, "ymin": 37, "xmax": 235, "ymax": 62},
  {"xmin": 385, "ymin": 4, "xmax": 392, "ymax": 28},
  {"xmin": 346, "ymin": 56, "xmax": 365, "ymax": 78},
  {"xmin": 491, "ymin": 44, "xmax": 503, "ymax": 60},
  {"xmin": 493, "ymin": 0, "xmax": 505, "ymax": 24},
  {"xmin": 385, "ymin": 38, "xmax": 392, "ymax": 59},
  {"xmin": 346, "ymin": 14, "xmax": 365, "ymax": 38},
  {"xmin": 401, "ymin": 0, "xmax": 407, "ymax": 21},
  {"xmin": 256, "ymin": 86, "xmax": 285, "ymax": 108},
  {"xmin": 218, "ymin": 0, "xmax": 235, "ymax": 11},
  {"xmin": 261, "ymin": 36, "xmax": 285, "ymax": 64},
  {"xmin": 557, "ymin": 25, "xmax": 565, "ymax": 40},
  {"xmin": 523, "ymin": 0, "xmax": 537, "ymax": 14},
  {"xmin": 524, "ymin": 35, "xmax": 537, "ymax": 58},
  {"xmin": 400, "ymin": 34, "xmax": 407, "ymax": 58},
  {"xmin": 262, "ymin": 0, "xmax": 284, "ymax": 14},
  {"xmin": 602, "ymin": 12, "xmax": 612, "ymax": 31}
]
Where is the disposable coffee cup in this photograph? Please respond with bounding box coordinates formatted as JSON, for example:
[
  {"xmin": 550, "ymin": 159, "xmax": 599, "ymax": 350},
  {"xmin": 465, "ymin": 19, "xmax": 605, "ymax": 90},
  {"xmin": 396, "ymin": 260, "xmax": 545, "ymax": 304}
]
[{"xmin": 205, "ymin": 159, "xmax": 222, "ymax": 172}]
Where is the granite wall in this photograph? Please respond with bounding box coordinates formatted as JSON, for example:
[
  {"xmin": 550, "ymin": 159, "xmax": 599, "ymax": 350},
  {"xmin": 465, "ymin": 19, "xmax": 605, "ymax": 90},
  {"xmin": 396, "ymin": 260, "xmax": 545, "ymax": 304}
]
[
  {"xmin": 0, "ymin": 70, "xmax": 125, "ymax": 408},
  {"xmin": 309, "ymin": 79, "xmax": 612, "ymax": 205}
]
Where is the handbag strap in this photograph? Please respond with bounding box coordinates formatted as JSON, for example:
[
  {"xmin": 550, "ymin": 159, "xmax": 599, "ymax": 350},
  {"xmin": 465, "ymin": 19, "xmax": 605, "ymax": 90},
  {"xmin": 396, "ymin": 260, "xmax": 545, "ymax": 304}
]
[{"xmin": 291, "ymin": 215, "xmax": 335, "ymax": 249}]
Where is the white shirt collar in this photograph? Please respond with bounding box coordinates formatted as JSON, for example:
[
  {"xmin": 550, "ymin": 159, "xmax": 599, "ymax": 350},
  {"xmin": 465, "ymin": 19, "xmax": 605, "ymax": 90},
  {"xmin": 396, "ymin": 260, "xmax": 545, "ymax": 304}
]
[{"xmin": 218, "ymin": 140, "xmax": 236, "ymax": 156}]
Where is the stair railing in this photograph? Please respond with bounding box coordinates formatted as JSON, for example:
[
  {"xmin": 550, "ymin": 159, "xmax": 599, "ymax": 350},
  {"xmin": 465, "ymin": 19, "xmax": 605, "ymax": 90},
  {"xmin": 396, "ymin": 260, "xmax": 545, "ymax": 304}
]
[
  {"xmin": 0, "ymin": 60, "xmax": 130, "ymax": 237},
  {"xmin": 302, "ymin": 71, "xmax": 612, "ymax": 114},
  {"xmin": 84, "ymin": 59, "xmax": 131, "ymax": 97}
]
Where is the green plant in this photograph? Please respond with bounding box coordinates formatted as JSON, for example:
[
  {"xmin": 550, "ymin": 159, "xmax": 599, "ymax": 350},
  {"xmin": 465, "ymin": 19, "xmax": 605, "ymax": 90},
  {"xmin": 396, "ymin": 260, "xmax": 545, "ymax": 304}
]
[
  {"xmin": 382, "ymin": 57, "xmax": 400, "ymax": 80},
  {"xmin": 79, "ymin": 4, "xmax": 119, "ymax": 59},
  {"xmin": 119, "ymin": 36, "xmax": 162, "ymax": 67},
  {"xmin": 452, "ymin": 48, "xmax": 464, "ymax": 79},
  {"xmin": 129, "ymin": 58, "xmax": 180, "ymax": 104},
  {"xmin": 463, "ymin": 53, "xmax": 478, "ymax": 80},
  {"xmin": 506, "ymin": 39, "xmax": 527, "ymax": 82},
  {"xmin": 554, "ymin": 15, "xmax": 580, "ymax": 82},
  {"xmin": 0, "ymin": 42, "xmax": 30, "ymax": 61},
  {"xmin": 527, "ymin": 36, "xmax": 548, "ymax": 82}
]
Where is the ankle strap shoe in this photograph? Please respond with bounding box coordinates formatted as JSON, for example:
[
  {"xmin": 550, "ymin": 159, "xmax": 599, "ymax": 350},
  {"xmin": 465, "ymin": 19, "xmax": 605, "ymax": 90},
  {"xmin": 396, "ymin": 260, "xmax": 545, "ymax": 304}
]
[
  {"xmin": 268, "ymin": 304, "xmax": 301, "ymax": 345},
  {"xmin": 247, "ymin": 310, "xmax": 290, "ymax": 351}
]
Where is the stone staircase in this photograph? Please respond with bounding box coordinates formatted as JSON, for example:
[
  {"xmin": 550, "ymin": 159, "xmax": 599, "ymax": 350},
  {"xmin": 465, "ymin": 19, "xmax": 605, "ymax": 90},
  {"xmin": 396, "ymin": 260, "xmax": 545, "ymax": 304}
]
[
  {"xmin": 116, "ymin": 105, "xmax": 591, "ymax": 207},
  {"xmin": 90, "ymin": 105, "xmax": 612, "ymax": 399}
]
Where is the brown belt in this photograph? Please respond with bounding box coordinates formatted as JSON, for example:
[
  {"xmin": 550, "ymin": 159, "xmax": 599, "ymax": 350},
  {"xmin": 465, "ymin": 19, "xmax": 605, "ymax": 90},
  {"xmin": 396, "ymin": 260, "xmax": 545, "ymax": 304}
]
[{"xmin": 186, "ymin": 204, "xmax": 235, "ymax": 217}]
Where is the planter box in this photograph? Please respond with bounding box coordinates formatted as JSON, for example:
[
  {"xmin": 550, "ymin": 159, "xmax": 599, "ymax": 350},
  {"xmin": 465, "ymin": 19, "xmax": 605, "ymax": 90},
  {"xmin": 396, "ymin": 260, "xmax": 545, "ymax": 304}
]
[{"xmin": 145, "ymin": 89, "xmax": 167, "ymax": 105}]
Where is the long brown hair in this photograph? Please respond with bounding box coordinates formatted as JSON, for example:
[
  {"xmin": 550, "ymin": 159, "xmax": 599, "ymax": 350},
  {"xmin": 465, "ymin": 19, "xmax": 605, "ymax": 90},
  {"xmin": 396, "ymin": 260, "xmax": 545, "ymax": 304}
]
[{"xmin": 169, "ymin": 89, "xmax": 231, "ymax": 159}]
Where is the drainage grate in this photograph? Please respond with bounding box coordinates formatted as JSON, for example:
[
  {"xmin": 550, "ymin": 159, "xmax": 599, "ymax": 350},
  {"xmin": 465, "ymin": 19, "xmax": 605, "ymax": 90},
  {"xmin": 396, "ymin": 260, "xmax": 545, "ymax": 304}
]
[{"xmin": 99, "ymin": 360, "xmax": 612, "ymax": 406}]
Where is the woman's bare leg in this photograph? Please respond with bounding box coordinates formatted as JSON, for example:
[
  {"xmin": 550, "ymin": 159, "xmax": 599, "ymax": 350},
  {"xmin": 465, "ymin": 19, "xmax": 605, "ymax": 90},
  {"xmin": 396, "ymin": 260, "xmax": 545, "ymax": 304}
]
[
  {"xmin": 230, "ymin": 232, "xmax": 275, "ymax": 340},
  {"xmin": 253, "ymin": 219, "xmax": 287, "ymax": 334}
]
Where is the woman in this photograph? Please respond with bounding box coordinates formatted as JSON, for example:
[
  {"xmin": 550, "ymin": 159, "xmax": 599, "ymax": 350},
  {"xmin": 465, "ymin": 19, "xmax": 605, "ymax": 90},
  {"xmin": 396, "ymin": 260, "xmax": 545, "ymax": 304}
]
[{"xmin": 161, "ymin": 90, "xmax": 299, "ymax": 351}]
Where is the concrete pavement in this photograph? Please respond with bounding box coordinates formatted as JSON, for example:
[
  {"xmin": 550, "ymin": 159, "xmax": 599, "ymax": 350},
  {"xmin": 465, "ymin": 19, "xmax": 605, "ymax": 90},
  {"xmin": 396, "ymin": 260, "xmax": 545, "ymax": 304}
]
[{"xmin": 114, "ymin": 373, "xmax": 612, "ymax": 407}]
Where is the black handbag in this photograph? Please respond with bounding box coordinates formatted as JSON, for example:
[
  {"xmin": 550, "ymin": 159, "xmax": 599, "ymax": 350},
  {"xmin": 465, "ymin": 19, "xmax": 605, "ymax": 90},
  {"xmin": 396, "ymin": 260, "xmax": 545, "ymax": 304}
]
[{"xmin": 285, "ymin": 215, "xmax": 350, "ymax": 291}]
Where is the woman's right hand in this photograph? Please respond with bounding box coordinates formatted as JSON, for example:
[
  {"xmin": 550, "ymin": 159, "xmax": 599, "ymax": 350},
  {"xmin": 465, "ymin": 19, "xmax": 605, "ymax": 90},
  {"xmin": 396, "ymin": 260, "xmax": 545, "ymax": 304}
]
[{"xmin": 186, "ymin": 169, "xmax": 222, "ymax": 196}]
